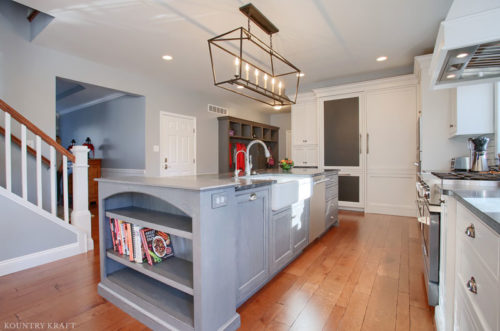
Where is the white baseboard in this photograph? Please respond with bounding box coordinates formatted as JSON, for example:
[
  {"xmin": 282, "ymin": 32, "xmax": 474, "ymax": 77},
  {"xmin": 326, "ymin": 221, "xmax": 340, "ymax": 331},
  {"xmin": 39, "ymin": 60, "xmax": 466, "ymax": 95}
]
[
  {"xmin": 101, "ymin": 168, "xmax": 146, "ymax": 178},
  {"xmin": 365, "ymin": 203, "xmax": 416, "ymax": 217},
  {"xmin": 0, "ymin": 242, "xmax": 85, "ymax": 276}
]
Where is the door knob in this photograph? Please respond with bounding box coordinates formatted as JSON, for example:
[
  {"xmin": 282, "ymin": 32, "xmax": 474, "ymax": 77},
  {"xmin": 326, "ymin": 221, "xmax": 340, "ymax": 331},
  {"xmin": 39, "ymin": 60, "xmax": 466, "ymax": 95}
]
[
  {"xmin": 465, "ymin": 224, "xmax": 475, "ymax": 238},
  {"xmin": 164, "ymin": 157, "xmax": 168, "ymax": 163},
  {"xmin": 164, "ymin": 164, "xmax": 168, "ymax": 169}
]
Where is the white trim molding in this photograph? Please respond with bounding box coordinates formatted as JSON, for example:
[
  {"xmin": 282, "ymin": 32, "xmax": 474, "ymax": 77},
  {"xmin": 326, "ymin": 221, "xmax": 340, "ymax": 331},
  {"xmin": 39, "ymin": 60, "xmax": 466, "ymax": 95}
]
[
  {"xmin": 0, "ymin": 242, "xmax": 84, "ymax": 276},
  {"xmin": 313, "ymin": 74, "xmax": 417, "ymax": 98}
]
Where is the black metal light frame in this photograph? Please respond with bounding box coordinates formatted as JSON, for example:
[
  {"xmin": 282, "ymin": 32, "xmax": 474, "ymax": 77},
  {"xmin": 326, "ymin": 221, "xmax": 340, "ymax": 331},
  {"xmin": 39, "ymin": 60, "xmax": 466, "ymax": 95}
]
[{"xmin": 207, "ymin": 4, "xmax": 301, "ymax": 107}]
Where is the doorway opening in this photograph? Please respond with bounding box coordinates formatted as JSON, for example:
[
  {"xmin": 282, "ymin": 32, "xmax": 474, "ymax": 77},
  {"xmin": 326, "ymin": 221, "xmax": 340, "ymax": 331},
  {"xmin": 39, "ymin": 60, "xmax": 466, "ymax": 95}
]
[{"xmin": 55, "ymin": 77, "xmax": 146, "ymax": 205}]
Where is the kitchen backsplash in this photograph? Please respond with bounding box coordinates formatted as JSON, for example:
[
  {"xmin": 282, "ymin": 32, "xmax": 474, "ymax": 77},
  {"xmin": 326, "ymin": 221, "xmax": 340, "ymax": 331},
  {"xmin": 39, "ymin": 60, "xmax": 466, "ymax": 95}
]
[{"xmin": 486, "ymin": 134, "xmax": 497, "ymax": 167}]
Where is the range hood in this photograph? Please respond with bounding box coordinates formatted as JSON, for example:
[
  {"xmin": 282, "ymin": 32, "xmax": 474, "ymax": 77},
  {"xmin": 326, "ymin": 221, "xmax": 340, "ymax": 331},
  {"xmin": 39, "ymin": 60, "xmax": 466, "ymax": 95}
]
[{"xmin": 430, "ymin": 0, "xmax": 500, "ymax": 89}]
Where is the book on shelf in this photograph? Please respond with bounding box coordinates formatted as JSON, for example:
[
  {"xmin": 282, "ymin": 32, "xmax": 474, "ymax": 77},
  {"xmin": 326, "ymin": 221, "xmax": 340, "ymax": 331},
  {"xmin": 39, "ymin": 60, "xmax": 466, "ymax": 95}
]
[
  {"xmin": 108, "ymin": 217, "xmax": 173, "ymax": 265},
  {"xmin": 140, "ymin": 228, "xmax": 175, "ymax": 266}
]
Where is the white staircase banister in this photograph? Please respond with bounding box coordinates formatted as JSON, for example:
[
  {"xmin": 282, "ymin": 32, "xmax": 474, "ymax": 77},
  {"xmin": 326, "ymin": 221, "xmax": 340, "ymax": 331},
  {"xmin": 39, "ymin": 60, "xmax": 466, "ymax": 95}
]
[{"xmin": 71, "ymin": 146, "xmax": 92, "ymax": 251}]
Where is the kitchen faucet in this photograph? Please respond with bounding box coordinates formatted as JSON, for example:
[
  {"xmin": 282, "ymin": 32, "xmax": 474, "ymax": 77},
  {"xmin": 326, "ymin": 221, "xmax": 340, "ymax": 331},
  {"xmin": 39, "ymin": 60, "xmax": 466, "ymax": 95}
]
[
  {"xmin": 234, "ymin": 150, "xmax": 246, "ymax": 178},
  {"xmin": 245, "ymin": 140, "xmax": 271, "ymax": 176}
]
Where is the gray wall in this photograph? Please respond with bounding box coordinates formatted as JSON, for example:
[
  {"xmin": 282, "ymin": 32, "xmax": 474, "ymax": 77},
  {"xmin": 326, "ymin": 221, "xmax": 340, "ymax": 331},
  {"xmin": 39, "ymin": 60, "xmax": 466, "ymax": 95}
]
[
  {"xmin": 270, "ymin": 113, "xmax": 291, "ymax": 161},
  {"xmin": 0, "ymin": 192, "xmax": 77, "ymax": 260},
  {"xmin": 0, "ymin": 2, "xmax": 270, "ymax": 178},
  {"xmin": 59, "ymin": 95, "xmax": 146, "ymax": 170}
]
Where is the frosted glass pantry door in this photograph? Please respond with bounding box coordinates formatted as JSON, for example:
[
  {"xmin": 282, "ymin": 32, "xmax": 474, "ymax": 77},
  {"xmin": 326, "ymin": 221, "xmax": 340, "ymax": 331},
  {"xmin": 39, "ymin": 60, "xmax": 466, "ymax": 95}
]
[{"xmin": 322, "ymin": 94, "xmax": 365, "ymax": 171}]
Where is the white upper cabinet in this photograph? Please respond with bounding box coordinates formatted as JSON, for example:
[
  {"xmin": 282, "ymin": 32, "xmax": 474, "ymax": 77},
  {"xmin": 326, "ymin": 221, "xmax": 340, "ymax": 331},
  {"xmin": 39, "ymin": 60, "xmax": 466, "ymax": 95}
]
[
  {"xmin": 291, "ymin": 94, "xmax": 317, "ymax": 146},
  {"xmin": 449, "ymin": 83, "xmax": 494, "ymax": 137}
]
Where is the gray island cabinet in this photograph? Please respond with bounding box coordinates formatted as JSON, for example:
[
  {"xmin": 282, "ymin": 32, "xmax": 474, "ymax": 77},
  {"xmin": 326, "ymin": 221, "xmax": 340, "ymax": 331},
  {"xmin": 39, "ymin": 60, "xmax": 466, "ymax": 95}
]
[
  {"xmin": 97, "ymin": 176, "xmax": 241, "ymax": 331},
  {"xmin": 96, "ymin": 171, "xmax": 335, "ymax": 330}
]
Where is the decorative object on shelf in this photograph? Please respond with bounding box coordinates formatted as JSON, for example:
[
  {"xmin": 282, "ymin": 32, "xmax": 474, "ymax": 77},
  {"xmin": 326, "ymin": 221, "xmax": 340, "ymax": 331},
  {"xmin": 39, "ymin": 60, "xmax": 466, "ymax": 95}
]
[
  {"xmin": 279, "ymin": 158, "xmax": 294, "ymax": 171},
  {"xmin": 229, "ymin": 129, "xmax": 235, "ymax": 136},
  {"xmin": 83, "ymin": 137, "xmax": 95, "ymax": 159},
  {"xmin": 208, "ymin": 3, "xmax": 301, "ymax": 108},
  {"xmin": 67, "ymin": 139, "xmax": 76, "ymax": 151}
]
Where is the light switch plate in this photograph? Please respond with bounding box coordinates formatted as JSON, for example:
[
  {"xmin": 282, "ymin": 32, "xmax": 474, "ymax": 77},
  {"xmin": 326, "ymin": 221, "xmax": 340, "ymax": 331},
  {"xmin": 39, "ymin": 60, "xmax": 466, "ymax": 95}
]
[
  {"xmin": 153, "ymin": 145, "xmax": 159, "ymax": 152},
  {"xmin": 212, "ymin": 192, "xmax": 228, "ymax": 209}
]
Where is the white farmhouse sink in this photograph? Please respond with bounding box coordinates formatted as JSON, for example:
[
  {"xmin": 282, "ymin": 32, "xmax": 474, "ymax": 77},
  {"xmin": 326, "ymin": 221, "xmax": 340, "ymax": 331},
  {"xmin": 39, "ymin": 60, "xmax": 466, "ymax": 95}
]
[{"xmin": 244, "ymin": 175, "xmax": 313, "ymax": 211}]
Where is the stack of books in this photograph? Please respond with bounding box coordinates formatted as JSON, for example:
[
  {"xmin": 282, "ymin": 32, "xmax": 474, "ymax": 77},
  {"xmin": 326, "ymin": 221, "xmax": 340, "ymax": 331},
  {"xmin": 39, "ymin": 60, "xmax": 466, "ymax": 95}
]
[{"xmin": 109, "ymin": 218, "xmax": 175, "ymax": 266}]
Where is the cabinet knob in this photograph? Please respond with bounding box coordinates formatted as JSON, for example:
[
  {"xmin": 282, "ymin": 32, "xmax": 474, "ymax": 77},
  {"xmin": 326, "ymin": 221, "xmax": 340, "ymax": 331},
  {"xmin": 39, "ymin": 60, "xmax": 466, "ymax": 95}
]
[
  {"xmin": 466, "ymin": 277, "xmax": 477, "ymax": 294},
  {"xmin": 249, "ymin": 193, "xmax": 257, "ymax": 201},
  {"xmin": 449, "ymin": 124, "xmax": 454, "ymax": 128},
  {"xmin": 465, "ymin": 224, "xmax": 475, "ymax": 238},
  {"xmin": 330, "ymin": 216, "xmax": 334, "ymax": 219}
]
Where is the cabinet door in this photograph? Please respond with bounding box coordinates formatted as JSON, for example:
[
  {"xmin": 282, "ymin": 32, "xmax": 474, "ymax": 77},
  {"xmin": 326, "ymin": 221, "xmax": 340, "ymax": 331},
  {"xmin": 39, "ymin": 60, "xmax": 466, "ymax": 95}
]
[
  {"xmin": 322, "ymin": 95, "xmax": 363, "ymax": 171},
  {"xmin": 236, "ymin": 189, "xmax": 269, "ymax": 303},
  {"xmin": 292, "ymin": 201, "xmax": 309, "ymax": 253},
  {"xmin": 293, "ymin": 146, "xmax": 318, "ymax": 167},
  {"xmin": 292, "ymin": 101, "xmax": 317, "ymax": 145},
  {"xmin": 365, "ymin": 86, "xmax": 417, "ymax": 216},
  {"xmin": 270, "ymin": 207, "xmax": 293, "ymax": 275},
  {"xmin": 453, "ymin": 83, "xmax": 494, "ymax": 136},
  {"xmin": 338, "ymin": 173, "xmax": 364, "ymax": 209}
]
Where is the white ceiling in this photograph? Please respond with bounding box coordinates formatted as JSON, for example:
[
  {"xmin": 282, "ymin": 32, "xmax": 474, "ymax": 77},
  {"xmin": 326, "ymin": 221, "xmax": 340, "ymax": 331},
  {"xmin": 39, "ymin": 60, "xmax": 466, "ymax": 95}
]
[{"xmin": 16, "ymin": 0, "xmax": 452, "ymax": 110}]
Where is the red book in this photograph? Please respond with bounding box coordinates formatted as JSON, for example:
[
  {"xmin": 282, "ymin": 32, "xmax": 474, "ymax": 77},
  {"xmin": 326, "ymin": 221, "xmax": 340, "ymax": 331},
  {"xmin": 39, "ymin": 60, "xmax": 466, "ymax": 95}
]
[
  {"xmin": 140, "ymin": 228, "xmax": 153, "ymax": 265},
  {"xmin": 115, "ymin": 219, "xmax": 122, "ymax": 255},
  {"xmin": 126, "ymin": 223, "xmax": 134, "ymax": 262}
]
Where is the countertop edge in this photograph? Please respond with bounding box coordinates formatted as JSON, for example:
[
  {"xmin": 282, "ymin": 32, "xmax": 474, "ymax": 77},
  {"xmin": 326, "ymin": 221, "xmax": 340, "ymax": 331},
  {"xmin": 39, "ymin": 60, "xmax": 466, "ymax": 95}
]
[{"xmin": 442, "ymin": 189, "xmax": 500, "ymax": 235}]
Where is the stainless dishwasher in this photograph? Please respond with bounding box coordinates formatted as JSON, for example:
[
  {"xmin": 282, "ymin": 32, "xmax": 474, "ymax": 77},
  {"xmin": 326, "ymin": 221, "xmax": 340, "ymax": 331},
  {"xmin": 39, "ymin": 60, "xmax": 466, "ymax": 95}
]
[{"xmin": 309, "ymin": 174, "xmax": 329, "ymax": 242}]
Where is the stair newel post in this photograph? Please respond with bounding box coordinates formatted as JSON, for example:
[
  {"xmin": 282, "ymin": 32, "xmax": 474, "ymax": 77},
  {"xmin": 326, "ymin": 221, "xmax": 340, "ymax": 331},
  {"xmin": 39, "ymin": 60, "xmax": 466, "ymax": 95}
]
[{"xmin": 71, "ymin": 145, "xmax": 93, "ymax": 251}]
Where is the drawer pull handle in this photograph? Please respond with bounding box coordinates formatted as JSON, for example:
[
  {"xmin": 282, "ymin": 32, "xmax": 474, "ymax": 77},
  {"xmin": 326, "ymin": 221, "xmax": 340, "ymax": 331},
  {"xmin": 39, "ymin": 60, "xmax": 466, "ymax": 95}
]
[
  {"xmin": 466, "ymin": 277, "xmax": 477, "ymax": 294},
  {"xmin": 249, "ymin": 193, "xmax": 257, "ymax": 201},
  {"xmin": 465, "ymin": 224, "xmax": 475, "ymax": 238}
]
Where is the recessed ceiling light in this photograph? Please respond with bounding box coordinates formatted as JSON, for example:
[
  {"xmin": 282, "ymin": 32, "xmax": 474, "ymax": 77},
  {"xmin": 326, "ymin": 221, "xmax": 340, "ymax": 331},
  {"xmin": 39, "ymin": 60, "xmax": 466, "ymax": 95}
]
[
  {"xmin": 162, "ymin": 55, "xmax": 173, "ymax": 61},
  {"xmin": 446, "ymin": 74, "xmax": 456, "ymax": 79},
  {"xmin": 296, "ymin": 72, "xmax": 305, "ymax": 77},
  {"xmin": 376, "ymin": 56, "xmax": 388, "ymax": 62},
  {"xmin": 237, "ymin": 85, "xmax": 244, "ymax": 89},
  {"xmin": 456, "ymin": 53, "xmax": 468, "ymax": 59},
  {"xmin": 273, "ymin": 105, "xmax": 282, "ymax": 110}
]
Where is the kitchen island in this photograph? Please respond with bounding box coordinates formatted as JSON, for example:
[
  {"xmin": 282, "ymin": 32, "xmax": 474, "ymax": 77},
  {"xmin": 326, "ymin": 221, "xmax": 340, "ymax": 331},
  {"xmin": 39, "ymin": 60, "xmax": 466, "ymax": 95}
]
[{"xmin": 96, "ymin": 170, "xmax": 338, "ymax": 331}]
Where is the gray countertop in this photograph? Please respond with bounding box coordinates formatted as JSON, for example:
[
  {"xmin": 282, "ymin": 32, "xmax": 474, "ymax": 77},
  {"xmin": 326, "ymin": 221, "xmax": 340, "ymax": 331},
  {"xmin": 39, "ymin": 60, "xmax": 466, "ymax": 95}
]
[
  {"xmin": 441, "ymin": 183, "xmax": 500, "ymax": 234},
  {"xmin": 97, "ymin": 168, "xmax": 339, "ymax": 191}
]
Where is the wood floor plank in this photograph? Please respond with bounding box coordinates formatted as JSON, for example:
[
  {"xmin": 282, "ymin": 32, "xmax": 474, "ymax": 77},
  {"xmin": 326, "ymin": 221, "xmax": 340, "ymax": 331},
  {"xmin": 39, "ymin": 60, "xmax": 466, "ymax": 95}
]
[
  {"xmin": 396, "ymin": 292, "xmax": 410, "ymax": 331},
  {"xmin": 1, "ymin": 209, "xmax": 435, "ymax": 331},
  {"xmin": 361, "ymin": 275, "xmax": 399, "ymax": 331}
]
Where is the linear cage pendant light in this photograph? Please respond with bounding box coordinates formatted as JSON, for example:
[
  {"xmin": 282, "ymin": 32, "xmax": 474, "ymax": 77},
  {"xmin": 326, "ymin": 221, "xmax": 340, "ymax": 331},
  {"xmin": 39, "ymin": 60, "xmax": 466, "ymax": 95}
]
[{"xmin": 208, "ymin": 3, "xmax": 301, "ymax": 108}]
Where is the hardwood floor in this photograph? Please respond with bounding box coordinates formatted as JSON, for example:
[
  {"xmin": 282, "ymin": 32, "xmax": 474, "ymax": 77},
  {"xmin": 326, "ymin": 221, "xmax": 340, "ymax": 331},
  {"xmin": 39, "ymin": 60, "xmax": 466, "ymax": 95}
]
[{"xmin": 0, "ymin": 208, "xmax": 435, "ymax": 331}]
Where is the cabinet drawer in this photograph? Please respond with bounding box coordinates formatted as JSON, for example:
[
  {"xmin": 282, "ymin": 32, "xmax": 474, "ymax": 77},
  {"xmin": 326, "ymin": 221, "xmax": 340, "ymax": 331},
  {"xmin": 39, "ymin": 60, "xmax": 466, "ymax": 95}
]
[
  {"xmin": 457, "ymin": 203, "xmax": 499, "ymax": 277},
  {"xmin": 457, "ymin": 239, "xmax": 498, "ymax": 331},
  {"xmin": 455, "ymin": 285, "xmax": 484, "ymax": 331}
]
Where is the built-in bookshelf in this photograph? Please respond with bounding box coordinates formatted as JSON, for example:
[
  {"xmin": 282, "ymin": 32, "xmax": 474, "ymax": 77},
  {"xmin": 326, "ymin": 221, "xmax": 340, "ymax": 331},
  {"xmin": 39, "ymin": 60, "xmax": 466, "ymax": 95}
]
[
  {"xmin": 99, "ymin": 192, "xmax": 195, "ymax": 330},
  {"xmin": 218, "ymin": 116, "xmax": 279, "ymax": 173}
]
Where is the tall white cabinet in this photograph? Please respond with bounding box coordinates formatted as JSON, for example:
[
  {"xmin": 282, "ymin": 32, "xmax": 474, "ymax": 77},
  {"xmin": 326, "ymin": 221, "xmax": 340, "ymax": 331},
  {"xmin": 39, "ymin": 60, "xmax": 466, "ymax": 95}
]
[
  {"xmin": 291, "ymin": 93, "xmax": 318, "ymax": 167},
  {"xmin": 309, "ymin": 75, "xmax": 418, "ymax": 216}
]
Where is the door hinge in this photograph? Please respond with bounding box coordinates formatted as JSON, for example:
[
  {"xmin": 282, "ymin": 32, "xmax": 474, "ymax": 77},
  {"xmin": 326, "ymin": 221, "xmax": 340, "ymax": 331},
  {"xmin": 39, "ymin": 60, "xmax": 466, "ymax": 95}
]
[
  {"xmin": 193, "ymin": 158, "xmax": 195, "ymax": 164},
  {"xmin": 193, "ymin": 128, "xmax": 195, "ymax": 133}
]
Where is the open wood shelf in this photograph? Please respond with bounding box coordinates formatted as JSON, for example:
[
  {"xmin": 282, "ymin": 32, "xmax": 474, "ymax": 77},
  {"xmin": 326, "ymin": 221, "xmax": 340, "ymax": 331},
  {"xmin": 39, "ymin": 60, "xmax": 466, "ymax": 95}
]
[
  {"xmin": 107, "ymin": 250, "xmax": 194, "ymax": 295},
  {"xmin": 106, "ymin": 207, "xmax": 192, "ymax": 240},
  {"xmin": 218, "ymin": 116, "xmax": 280, "ymax": 173},
  {"xmin": 105, "ymin": 268, "xmax": 194, "ymax": 328}
]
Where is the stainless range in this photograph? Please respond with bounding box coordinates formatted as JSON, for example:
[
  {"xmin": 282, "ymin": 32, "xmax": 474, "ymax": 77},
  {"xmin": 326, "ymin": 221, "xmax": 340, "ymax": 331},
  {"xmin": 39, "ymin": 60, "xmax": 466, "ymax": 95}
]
[{"xmin": 416, "ymin": 173, "xmax": 441, "ymax": 306}]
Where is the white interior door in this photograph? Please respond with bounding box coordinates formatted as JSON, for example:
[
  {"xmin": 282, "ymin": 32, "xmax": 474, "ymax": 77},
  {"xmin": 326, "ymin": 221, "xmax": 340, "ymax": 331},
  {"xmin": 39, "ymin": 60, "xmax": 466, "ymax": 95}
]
[{"xmin": 160, "ymin": 112, "xmax": 196, "ymax": 176}]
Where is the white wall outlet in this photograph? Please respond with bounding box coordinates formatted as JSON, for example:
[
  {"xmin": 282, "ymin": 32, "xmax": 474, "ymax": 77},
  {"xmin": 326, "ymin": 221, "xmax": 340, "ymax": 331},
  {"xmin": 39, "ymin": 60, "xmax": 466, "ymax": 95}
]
[
  {"xmin": 153, "ymin": 145, "xmax": 159, "ymax": 152},
  {"xmin": 212, "ymin": 192, "xmax": 228, "ymax": 208}
]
